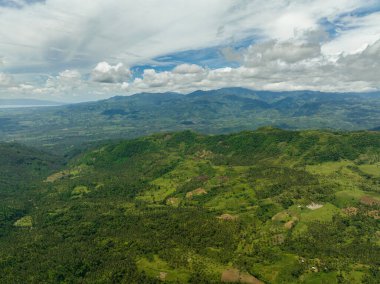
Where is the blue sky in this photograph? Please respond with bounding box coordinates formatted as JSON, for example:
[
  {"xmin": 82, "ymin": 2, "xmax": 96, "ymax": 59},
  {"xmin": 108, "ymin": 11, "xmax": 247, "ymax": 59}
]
[{"xmin": 0, "ymin": 0, "xmax": 380, "ymax": 102}]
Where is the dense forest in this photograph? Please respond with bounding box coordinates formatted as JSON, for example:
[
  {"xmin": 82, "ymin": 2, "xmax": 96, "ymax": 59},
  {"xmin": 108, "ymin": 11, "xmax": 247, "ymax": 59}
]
[{"xmin": 0, "ymin": 128, "xmax": 379, "ymax": 283}]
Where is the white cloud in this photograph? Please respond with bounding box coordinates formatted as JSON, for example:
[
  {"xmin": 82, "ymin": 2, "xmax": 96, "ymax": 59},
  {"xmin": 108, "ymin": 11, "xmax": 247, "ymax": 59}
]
[
  {"xmin": 0, "ymin": 0, "xmax": 231, "ymax": 71},
  {"xmin": 0, "ymin": 67, "xmax": 131, "ymax": 102},
  {"xmin": 45, "ymin": 69, "xmax": 82, "ymax": 91},
  {"xmin": 337, "ymin": 39, "xmax": 380, "ymax": 83},
  {"xmin": 242, "ymin": 40, "xmax": 321, "ymax": 66},
  {"xmin": 91, "ymin": 62, "xmax": 131, "ymax": 83},
  {"xmin": 123, "ymin": 38, "xmax": 380, "ymax": 94},
  {"xmin": 173, "ymin": 64, "xmax": 204, "ymax": 74},
  {"xmin": 58, "ymin": 69, "xmax": 81, "ymax": 80},
  {"xmin": 322, "ymin": 11, "xmax": 380, "ymax": 57},
  {"xmin": 0, "ymin": 1, "xmax": 379, "ymax": 100},
  {"xmin": 0, "ymin": 0, "xmax": 370, "ymax": 71}
]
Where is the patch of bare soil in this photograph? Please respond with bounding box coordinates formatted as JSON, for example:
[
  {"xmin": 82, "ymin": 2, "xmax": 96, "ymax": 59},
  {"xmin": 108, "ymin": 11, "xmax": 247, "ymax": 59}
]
[
  {"xmin": 217, "ymin": 214, "xmax": 238, "ymax": 221},
  {"xmin": 342, "ymin": 207, "xmax": 358, "ymax": 216},
  {"xmin": 360, "ymin": 196, "xmax": 380, "ymax": 206},
  {"xmin": 45, "ymin": 171, "xmax": 69, "ymax": 182},
  {"xmin": 194, "ymin": 149, "xmax": 214, "ymax": 159},
  {"xmin": 368, "ymin": 210, "xmax": 380, "ymax": 219},
  {"xmin": 158, "ymin": 271, "xmax": 167, "ymax": 281},
  {"xmin": 306, "ymin": 203, "xmax": 323, "ymax": 210},
  {"xmin": 221, "ymin": 268, "xmax": 240, "ymax": 282},
  {"xmin": 239, "ymin": 273, "xmax": 264, "ymax": 284},
  {"xmin": 284, "ymin": 220, "xmax": 295, "ymax": 229},
  {"xmin": 221, "ymin": 268, "xmax": 263, "ymax": 284},
  {"xmin": 186, "ymin": 188, "xmax": 207, "ymax": 198},
  {"xmin": 166, "ymin": 197, "xmax": 180, "ymax": 206},
  {"xmin": 195, "ymin": 175, "xmax": 209, "ymax": 182}
]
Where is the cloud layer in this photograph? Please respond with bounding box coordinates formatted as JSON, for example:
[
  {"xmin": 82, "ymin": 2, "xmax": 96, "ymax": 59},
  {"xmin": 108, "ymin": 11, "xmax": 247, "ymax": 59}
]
[
  {"xmin": 0, "ymin": 1, "xmax": 379, "ymax": 101},
  {"xmin": 123, "ymin": 38, "xmax": 380, "ymax": 94}
]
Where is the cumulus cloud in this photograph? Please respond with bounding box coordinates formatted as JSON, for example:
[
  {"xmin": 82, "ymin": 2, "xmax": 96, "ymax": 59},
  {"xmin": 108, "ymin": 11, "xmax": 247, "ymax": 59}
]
[
  {"xmin": 173, "ymin": 64, "xmax": 204, "ymax": 74},
  {"xmin": 2, "ymin": 69, "xmax": 83, "ymax": 100},
  {"xmin": 45, "ymin": 69, "xmax": 82, "ymax": 90},
  {"xmin": 243, "ymin": 41, "xmax": 321, "ymax": 66},
  {"xmin": 123, "ymin": 38, "xmax": 380, "ymax": 94},
  {"xmin": 0, "ymin": 67, "xmax": 131, "ymax": 102},
  {"xmin": 129, "ymin": 66, "xmax": 208, "ymax": 92},
  {"xmin": 91, "ymin": 62, "xmax": 131, "ymax": 83},
  {"xmin": 337, "ymin": 39, "xmax": 380, "ymax": 83}
]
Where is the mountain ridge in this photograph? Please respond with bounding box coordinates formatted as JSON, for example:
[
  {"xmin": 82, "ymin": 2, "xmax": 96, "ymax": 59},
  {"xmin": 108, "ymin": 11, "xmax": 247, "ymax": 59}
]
[{"xmin": 1, "ymin": 87, "xmax": 380, "ymax": 152}]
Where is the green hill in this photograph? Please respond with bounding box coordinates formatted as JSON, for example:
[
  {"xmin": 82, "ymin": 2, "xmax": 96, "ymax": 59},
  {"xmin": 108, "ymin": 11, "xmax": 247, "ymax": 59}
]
[
  {"xmin": 0, "ymin": 143, "xmax": 61, "ymax": 238},
  {"xmin": 0, "ymin": 129, "xmax": 379, "ymax": 283}
]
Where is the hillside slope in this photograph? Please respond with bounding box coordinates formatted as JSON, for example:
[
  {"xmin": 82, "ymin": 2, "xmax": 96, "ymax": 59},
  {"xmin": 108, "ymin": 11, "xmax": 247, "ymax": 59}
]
[
  {"xmin": 0, "ymin": 129, "xmax": 379, "ymax": 283},
  {"xmin": 0, "ymin": 143, "xmax": 62, "ymax": 237}
]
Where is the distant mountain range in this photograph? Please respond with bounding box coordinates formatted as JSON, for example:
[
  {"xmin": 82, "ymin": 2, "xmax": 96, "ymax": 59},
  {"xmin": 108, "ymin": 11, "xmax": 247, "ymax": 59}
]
[{"xmin": 0, "ymin": 87, "xmax": 380, "ymax": 151}]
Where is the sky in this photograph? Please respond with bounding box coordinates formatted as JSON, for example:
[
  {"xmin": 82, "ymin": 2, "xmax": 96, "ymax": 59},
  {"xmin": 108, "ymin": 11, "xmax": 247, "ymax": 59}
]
[{"xmin": 0, "ymin": 0, "xmax": 380, "ymax": 102}]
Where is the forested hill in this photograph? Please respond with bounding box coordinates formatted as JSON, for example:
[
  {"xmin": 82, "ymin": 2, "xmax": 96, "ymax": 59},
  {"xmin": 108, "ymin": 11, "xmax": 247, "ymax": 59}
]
[
  {"xmin": 0, "ymin": 142, "xmax": 62, "ymax": 242},
  {"xmin": 1, "ymin": 88, "xmax": 380, "ymax": 151},
  {"xmin": 0, "ymin": 142, "xmax": 61, "ymax": 188},
  {"xmin": 1, "ymin": 129, "xmax": 379, "ymax": 283}
]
